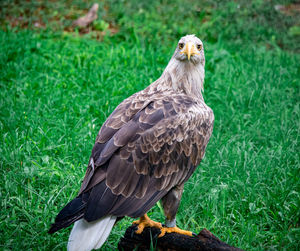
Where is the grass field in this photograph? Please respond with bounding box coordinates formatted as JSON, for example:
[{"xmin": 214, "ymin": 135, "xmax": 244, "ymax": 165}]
[{"xmin": 0, "ymin": 0, "xmax": 299, "ymax": 250}]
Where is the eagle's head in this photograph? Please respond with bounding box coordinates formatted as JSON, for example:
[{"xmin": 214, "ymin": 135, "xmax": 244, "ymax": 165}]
[
  {"xmin": 174, "ymin": 34, "xmax": 204, "ymax": 65},
  {"xmin": 161, "ymin": 34, "xmax": 205, "ymax": 98}
]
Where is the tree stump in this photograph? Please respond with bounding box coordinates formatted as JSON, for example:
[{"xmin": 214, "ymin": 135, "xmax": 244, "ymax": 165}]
[{"xmin": 118, "ymin": 225, "xmax": 244, "ymax": 251}]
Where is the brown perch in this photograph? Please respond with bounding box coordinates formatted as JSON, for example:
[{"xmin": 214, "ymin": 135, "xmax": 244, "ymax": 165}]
[{"xmin": 118, "ymin": 224, "xmax": 244, "ymax": 251}]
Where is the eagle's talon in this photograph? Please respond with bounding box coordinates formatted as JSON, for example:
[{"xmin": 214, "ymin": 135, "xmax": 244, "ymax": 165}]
[
  {"xmin": 153, "ymin": 232, "xmax": 161, "ymax": 239},
  {"xmin": 158, "ymin": 226, "xmax": 193, "ymax": 237},
  {"xmin": 132, "ymin": 214, "xmax": 162, "ymax": 234},
  {"xmin": 158, "ymin": 229, "xmax": 166, "ymax": 238}
]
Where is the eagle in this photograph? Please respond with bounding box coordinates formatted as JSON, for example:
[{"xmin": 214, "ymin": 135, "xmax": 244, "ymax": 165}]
[{"xmin": 49, "ymin": 34, "xmax": 214, "ymax": 251}]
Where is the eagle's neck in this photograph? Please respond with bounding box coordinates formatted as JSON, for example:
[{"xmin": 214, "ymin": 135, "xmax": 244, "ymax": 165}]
[{"xmin": 159, "ymin": 57, "xmax": 205, "ymax": 100}]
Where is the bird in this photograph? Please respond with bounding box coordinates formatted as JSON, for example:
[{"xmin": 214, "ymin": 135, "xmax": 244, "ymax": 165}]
[{"xmin": 48, "ymin": 34, "xmax": 214, "ymax": 251}]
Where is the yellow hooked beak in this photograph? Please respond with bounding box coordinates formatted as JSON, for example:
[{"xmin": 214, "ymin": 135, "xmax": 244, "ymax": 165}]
[{"xmin": 180, "ymin": 42, "xmax": 200, "ymax": 60}]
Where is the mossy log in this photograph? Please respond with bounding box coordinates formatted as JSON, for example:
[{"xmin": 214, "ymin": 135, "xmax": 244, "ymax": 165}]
[{"xmin": 118, "ymin": 224, "xmax": 244, "ymax": 251}]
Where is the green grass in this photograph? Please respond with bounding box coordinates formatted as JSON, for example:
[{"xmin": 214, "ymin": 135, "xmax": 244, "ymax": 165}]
[{"xmin": 0, "ymin": 0, "xmax": 299, "ymax": 250}]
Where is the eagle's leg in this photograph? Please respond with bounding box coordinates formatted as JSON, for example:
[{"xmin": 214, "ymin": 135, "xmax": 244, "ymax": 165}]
[
  {"xmin": 159, "ymin": 185, "xmax": 193, "ymax": 237},
  {"xmin": 132, "ymin": 214, "xmax": 162, "ymax": 234}
]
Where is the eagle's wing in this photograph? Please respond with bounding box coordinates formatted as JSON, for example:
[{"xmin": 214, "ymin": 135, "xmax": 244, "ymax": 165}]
[{"xmin": 76, "ymin": 90, "xmax": 214, "ymax": 222}]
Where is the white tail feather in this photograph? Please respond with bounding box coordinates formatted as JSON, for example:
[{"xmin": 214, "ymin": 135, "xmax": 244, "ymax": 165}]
[
  {"xmin": 95, "ymin": 216, "xmax": 116, "ymax": 249},
  {"xmin": 67, "ymin": 216, "xmax": 117, "ymax": 251}
]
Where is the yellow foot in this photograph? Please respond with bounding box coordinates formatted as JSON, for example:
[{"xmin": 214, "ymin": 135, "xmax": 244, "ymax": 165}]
[
  {"xmin": 159, "ymin": 226, "xmax": 193, "ymax": 237},
  {"xmin": 132, "ymin": 214, "xmax": 162, "ymax": 234}
]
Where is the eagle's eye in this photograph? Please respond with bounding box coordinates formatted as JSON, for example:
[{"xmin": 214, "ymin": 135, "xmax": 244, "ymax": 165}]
[
  {"xmin": 197, "ymin": 44, "xmax": 202, "ymax": 51},
  {"xmin": 178, "ymin": 43, "xmax": 184, "ymax": 49}
]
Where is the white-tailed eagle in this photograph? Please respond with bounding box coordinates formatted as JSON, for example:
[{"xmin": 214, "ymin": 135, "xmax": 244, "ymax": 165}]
[{"xmin": 49, "ymin": 34, "xmax": 214, "ymax": 251}]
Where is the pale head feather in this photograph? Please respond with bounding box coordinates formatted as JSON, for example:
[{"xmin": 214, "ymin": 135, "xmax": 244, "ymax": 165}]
[{"xmin": 153, "ymin": 35, "xmax": 205, "ymax": 100}]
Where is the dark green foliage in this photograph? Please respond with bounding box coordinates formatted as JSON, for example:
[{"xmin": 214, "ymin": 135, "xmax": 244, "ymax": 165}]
[{"xmin": 0, "ymin": 0, "xmax": 299, "ymax": 250}]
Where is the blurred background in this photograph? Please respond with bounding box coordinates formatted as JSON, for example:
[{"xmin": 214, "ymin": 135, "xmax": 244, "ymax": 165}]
[{"xmin": 0, "ymin": 0, "xmax": 299, "ymax": 250}]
